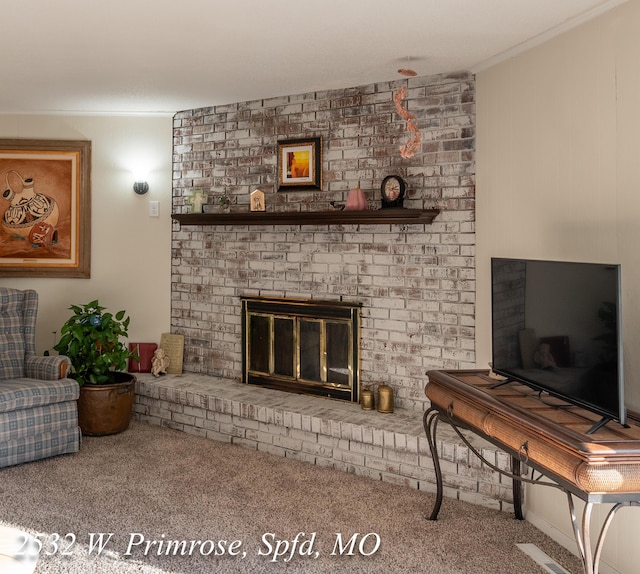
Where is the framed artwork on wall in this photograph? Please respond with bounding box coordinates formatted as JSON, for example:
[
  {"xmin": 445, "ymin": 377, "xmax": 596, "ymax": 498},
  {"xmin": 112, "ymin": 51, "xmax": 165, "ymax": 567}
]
[
  {"xmin": 0, "ymin": 139, "xmax": 91, "ymax": 278},
  {"xmin": 277, "ymin": 137, "xmax": 322, "ymax": 191}
]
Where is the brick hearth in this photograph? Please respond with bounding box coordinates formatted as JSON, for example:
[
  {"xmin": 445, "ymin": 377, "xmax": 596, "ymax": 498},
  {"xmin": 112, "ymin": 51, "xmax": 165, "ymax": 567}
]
[{"xmin": 134, "ymin": 373, "xmax": 516, "ymax": 514}]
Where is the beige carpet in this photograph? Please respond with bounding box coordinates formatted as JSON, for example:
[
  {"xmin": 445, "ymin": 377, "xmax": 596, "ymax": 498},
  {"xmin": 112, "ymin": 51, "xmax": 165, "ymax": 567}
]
[{"xmin": 0, "ymin": 421, "xmax": 583, "ymax": 574}]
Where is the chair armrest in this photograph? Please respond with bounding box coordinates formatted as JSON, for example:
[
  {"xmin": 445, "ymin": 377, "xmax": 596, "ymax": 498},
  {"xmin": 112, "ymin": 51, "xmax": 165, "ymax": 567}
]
[{"xmin": 25, "ymin": 354, "xmax": 72, "ymax": 380}]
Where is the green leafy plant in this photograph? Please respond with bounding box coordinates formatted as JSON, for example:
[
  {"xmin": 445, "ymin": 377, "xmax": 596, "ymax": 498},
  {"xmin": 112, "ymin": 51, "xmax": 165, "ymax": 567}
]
[{"xmin": 53, "ymin": 300, "xmax": 138, "ymax": 386}]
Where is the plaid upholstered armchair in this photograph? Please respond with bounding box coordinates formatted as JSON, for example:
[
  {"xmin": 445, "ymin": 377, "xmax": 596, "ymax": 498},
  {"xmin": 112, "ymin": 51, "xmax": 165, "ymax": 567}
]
[{"xmin": 0, "ymin": 288, "xmax": 81, "ymax": 467}]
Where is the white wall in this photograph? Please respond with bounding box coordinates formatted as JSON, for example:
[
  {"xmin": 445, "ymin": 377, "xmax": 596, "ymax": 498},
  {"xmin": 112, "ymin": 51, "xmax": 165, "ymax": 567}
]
[
  {"xmin": 477, "ymin": 1, "xmax": 640, "ymax": 572},
  {"xmin": 0, "ymin": 114, "xmax": 173, "ymax": 352}
]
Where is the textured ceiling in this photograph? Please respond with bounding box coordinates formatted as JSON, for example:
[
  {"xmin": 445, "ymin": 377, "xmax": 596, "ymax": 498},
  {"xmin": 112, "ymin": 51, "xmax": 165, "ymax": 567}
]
[{"xmin": 1, "ymin": 0, "xmax": 627, "ymax": 115}]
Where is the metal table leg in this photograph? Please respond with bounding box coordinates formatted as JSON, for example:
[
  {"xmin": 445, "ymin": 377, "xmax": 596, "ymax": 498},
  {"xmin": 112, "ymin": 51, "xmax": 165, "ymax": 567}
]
[
  {"xmin": 423, "ymin": 407, "xmax": 443, "ymax": 520},
  {"xmin": 511, "ymin": 456, "xmax": 524, "ymax": 520},
  {"xmin": 423, "ymin": 406, "xmax": 525, "ymax": 520},
  {"xmin": 567, "ymin": 493, "xmax": 638, "ymax": 574}
]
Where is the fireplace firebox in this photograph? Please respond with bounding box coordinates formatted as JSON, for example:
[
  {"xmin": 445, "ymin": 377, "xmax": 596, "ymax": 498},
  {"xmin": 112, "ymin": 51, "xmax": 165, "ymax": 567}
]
[{"xmin": 241, "ymin": 297, "xmax": 361, "ymax": 402}]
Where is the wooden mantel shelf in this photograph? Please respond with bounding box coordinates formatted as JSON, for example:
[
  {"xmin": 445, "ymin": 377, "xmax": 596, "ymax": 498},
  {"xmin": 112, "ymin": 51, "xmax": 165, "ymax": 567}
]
[{"xmin": 172, "ymin": 208, "xmax": 440, "ymax": 227}]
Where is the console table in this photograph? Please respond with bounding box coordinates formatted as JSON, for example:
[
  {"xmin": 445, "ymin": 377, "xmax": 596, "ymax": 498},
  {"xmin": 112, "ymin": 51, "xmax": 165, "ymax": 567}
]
[{"xmin": 424, "ymin": 369, "xmax": 640, "ymax": 574}]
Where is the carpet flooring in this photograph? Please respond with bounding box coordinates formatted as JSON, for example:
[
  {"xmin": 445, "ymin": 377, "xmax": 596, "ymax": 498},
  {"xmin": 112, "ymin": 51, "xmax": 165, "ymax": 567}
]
[{"xmin": 0, "ymin": 421, "xmax": 584, "ymax": 573}]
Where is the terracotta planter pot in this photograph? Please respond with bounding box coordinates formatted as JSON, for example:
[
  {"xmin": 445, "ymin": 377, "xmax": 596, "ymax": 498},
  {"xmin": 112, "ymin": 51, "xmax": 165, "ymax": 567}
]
[{"xmin": 77, "ymin": 372, "xmax": 136, "ymax": 436}]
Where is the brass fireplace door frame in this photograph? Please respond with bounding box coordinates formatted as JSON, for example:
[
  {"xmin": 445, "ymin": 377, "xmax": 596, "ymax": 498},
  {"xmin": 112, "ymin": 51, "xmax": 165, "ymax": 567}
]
[{"xmin": 241, "ymin": 296, "xmax": 361, "ymax": 402}]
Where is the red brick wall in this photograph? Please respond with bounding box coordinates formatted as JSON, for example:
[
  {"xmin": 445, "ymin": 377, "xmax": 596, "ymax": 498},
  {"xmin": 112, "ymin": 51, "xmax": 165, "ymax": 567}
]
[{"xmin": 171, "ymin": 72, "xmax": 475, "ymax": 410}]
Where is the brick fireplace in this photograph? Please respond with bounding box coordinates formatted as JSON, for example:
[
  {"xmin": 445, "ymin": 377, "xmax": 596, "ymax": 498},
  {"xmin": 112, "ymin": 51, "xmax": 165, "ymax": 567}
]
[
  {"xmin": 170, "ymin": 71, "xmax": 476, "ymax": 412},
  {"xmin": 145, "ymin": 71, "xmax": 515, "ymax": 514}
]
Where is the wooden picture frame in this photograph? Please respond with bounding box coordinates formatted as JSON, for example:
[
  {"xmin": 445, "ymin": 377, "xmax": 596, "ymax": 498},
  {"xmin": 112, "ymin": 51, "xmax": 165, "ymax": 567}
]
[
  {"xmin": 277, "ymin": 137, "xmax": 322, "ymax": 191},
  {"xmin": 0, "ymin": 139, "xmax": 91, "ymax": 278}
]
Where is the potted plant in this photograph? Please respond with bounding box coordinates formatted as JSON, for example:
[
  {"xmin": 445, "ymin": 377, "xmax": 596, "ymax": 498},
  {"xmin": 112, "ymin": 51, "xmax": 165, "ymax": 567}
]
[
  {"xmin": 54, "ymin": 300, "xmax": 139, "ymax": 436},
  {"xmin": 217, "ymin": 193, "xmax": 231, "ymax": 212}
]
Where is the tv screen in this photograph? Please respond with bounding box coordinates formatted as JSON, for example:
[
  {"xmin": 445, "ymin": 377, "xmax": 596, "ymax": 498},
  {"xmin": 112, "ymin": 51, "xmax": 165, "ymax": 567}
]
[{"xmin": 491, "ymin": 258, "xmax": 624, "ymax": 432}]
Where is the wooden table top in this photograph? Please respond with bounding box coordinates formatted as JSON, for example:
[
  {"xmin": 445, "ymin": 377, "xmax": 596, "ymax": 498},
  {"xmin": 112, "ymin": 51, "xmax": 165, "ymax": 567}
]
[{"xmin": 426, "ymin": 369, "xmax": 640, "ymax": 501}]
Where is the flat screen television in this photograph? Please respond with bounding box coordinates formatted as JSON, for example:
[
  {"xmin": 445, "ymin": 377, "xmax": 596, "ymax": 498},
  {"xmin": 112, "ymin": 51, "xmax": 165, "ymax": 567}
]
[{"xmin": 491, "ymin": 257, "xmax": 624, "ymax": 433}]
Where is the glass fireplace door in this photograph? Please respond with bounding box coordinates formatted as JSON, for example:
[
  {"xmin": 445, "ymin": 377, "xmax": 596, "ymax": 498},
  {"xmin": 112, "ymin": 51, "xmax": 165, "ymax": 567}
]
[{"xmin": 242, "ymin": 297, "xmax": 360, "ymax": 402}]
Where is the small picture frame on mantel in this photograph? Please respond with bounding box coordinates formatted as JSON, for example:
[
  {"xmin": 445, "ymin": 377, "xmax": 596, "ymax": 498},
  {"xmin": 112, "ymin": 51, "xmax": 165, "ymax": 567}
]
[{"xmin": 277, "ymin": 137, "xmax": 322, "ymax": 191}]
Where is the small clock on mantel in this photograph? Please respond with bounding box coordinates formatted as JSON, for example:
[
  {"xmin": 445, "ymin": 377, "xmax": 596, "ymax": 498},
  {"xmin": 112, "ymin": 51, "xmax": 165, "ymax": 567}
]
[{"xmin": 380, "ymin": 175, "xmax": 406, "ymax": 209}]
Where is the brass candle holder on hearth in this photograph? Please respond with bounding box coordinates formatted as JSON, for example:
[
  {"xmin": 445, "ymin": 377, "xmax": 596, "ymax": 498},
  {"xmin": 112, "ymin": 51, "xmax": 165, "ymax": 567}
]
[
  {"xmin": 376, "ymin": 383, "xmax": 394, "ymax": 414},
  {"xmin": 360, "ymin": 387, "xmax": 375, "ymax": 410}
]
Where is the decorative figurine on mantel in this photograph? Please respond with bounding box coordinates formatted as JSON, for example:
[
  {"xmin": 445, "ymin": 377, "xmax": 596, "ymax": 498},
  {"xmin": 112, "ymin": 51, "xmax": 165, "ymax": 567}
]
[
  {"xmin": 250, "ymin": 189, "xmax": 265, "ymax": 212},
  {"xmin": 187, "ymin": 190, "xmax": 207, "ymax": 213}
]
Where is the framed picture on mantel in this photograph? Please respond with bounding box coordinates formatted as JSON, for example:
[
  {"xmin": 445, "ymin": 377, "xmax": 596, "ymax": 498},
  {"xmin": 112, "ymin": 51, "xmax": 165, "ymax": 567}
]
[{"xmin": 277, "ymin": 137, "xmax": 322, "ymax": 191}]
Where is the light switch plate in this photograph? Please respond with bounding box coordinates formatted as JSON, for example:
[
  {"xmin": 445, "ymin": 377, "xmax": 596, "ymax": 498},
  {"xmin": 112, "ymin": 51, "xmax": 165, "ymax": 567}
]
[{"xmin": 149, "ymin": 200, "xmax": 159, "ymax": 217}]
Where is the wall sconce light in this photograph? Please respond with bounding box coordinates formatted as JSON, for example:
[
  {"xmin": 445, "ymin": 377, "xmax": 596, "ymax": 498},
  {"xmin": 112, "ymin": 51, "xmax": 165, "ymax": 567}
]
[{"xmin": 133, "ymin": 181, "xmax": 149, "ymax": 195}]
